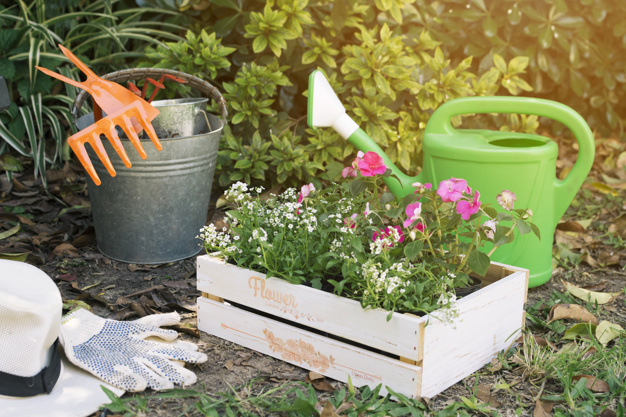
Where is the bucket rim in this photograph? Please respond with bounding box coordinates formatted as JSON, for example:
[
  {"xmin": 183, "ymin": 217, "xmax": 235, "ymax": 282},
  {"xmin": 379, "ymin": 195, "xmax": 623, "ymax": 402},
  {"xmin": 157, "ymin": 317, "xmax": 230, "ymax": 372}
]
[{"xmin": 151, "ymin": 97, "xmax": 209, "ymax": 107}]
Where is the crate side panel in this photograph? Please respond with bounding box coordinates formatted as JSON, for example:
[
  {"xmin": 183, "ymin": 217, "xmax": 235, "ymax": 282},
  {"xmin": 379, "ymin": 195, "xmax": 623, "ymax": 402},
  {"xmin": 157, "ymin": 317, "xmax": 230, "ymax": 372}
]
[
  {"xmin": 197, "ymin": 296, "xmax": 422, "ymax": 399},
  {"xmin": 197, "ymin": 255, "xmax": 421, "ymax": 360},
  {"xmin": 419, "ymin": 271, "xmax": 527, "ymax": 398}
]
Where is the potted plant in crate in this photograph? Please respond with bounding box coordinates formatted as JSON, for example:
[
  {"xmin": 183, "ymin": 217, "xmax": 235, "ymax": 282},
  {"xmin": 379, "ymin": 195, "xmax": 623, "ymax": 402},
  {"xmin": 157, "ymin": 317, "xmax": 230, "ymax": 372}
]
[
  {"xmin": 199, "ymin": 150, "xmax": 538, "ymax": 321},
  {"xmin": 195, "ymin": 150, "xmax": 534, "ymax": 399}
]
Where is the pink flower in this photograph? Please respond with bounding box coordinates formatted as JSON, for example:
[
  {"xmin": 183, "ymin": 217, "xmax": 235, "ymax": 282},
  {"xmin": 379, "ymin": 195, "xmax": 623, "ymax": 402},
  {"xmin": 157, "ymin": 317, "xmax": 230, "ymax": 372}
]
[
  {"xmin": 342, "ymin": 151, "xmax": 365, "ymax": 178},
  {"xmin": 437, "ymin": 178, "xmax": 469, "ymax": 203},
  {"xmin": 372, "ymin": 225, "xmax": 405, "ymax": 246},
  {"xmin": 358, "ymin": 151, "xmax": 387, "ymax": 177},
  {"xmin": 456, "ymin": 191, "xmax": 481, "ymax": 220},
  {"xmin": 412, "ymin": 182, "xmax": 432, "ymax": 194},
  {"xmin": 342, "ymin": 166, "xmax": 357, "ymax": 178},
  {"xmin": 497, "ymin": 190, "xmax": 516, "ymax": 211},
  {"xmin": 403, "ymin": 202, "xmax": 422, "ymax": 228},
  {"xmin": 343, "ymin": 213, "xmax": 358, "ymax": 229},
  {"xmin": 482, "ymin": 219, "xmax": 497, "ymax": 239},
  {"xmin": 298, "ymin": 183, "xmax": 315, "ymax": 203},
  {"xmin": 363, "ymin": 202, "xmax": 371, "ymax": 217}
]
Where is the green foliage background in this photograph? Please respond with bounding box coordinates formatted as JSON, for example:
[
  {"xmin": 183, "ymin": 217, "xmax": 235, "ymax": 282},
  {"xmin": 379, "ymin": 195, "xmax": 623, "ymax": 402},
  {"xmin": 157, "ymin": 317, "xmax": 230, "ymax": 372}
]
[
  {"xmin": 143, "ymin": 0, "xmax": 549, "ymax": 189},
  {"xmin": 2, "ymin": 0, "xmax": 626, "ymax": 190}
]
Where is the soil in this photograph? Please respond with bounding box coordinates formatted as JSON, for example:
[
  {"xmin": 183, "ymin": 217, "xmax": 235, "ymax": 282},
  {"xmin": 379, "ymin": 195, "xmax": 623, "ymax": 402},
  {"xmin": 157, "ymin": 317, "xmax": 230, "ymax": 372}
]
[{"xmin": 1, "ymin": 164, "xmax": 625, "ymax": 417}]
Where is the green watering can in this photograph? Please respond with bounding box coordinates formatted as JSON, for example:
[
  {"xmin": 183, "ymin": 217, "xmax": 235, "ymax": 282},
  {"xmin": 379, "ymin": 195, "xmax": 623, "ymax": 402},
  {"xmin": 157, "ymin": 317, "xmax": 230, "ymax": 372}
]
[{"xmin": 307, "ymin": 70, "xmax": 595, "ymax": 288}]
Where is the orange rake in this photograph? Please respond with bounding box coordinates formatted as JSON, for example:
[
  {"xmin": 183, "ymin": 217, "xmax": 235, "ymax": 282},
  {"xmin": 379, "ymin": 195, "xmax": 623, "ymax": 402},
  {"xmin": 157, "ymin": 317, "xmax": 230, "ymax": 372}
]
[
  {"xmin": 67, "ymin": 101, "xmax": 158, "ymax": 185},
  {"xmin": 36, "ymin": 45, "xmax": 162, "ymax": 185}
]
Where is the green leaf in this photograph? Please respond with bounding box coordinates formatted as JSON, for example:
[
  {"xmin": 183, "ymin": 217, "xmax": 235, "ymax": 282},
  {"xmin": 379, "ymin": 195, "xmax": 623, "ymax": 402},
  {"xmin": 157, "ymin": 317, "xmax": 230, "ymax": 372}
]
[
  {"xmin": 467, "ymin": 249, "xmax": 490, "ymax": 277},
  {"xmin": 516, "ymin": 220, "xmax": 531, "ymax": 235},
  {"xmin": 0, "ymin": 223, "xmax": 20, "ymax": 240},
  {"xmin": 482, "ymin": 206, "xmax": 497, "ymax": 218},
  {"xmin": 562, "ymin": 323, "xmax": 597, "ymax": 341},
  {"xmin": 0, "ymin": 253, "xmax": 28, "ymax": 262},
  {"xmin": 252, "ymin": 36, "xmax": 268, "ymax": 53},
  {"xmin": 270, "ymin": 397, "xmax": 317, "ymax": 414},
  {"xmin": 380, "ymin": 192, "xmax": 395, "ymax": 205},
  {"xmin": 234, "ymin": 159, "xmax": 252, "ymax": 169},
  {"xmin": 404, "ymin": 240, "xmax": 423, "ymax": 261},
  {"xmin": 0, "ymin": 58, "xmax": 16, "ymax": 80},
  {"xmin": 530, "ymin": 223, "xmax": 541, "ymax": 240},
  {"xmin": 493, "ymin": 53, "xmax": 507, "ymax": 74},
  {"xmin": 0, "ymin": 119, "xmax": 28, "ymax": 156},
  {"xmin": 349, "ymin": 178, "xmax": 367, "ymax": 196}
]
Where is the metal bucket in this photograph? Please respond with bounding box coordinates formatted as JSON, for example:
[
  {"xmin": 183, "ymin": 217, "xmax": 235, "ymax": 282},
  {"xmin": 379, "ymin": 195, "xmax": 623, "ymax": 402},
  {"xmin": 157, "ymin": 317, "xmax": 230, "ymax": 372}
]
[
  {"xmin": 150, "ymin": 97, "xmax": 208, "ymax": 138},
  {"xmin": 76, "ymin": 109, "xmax": 223, "ymax": 264}
]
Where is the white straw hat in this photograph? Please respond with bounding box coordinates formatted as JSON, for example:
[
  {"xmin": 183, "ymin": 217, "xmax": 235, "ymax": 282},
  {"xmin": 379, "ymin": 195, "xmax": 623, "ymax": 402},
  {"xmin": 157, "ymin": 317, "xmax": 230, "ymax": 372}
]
[{"xmin": 0, "ymin": 260, "xmax": 124, "ymax": 417}]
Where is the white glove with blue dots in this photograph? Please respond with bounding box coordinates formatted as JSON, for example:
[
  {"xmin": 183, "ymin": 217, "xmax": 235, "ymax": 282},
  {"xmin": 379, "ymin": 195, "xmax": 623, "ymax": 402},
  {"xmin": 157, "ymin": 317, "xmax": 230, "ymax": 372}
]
[{"xmin": 60, "ymin": 308, "xmax": 207, "ymax": 392}]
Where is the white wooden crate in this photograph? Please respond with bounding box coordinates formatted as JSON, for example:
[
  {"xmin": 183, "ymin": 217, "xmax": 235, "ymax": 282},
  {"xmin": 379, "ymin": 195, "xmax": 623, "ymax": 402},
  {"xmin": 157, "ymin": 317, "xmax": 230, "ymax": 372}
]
[{"xmin": 197, "ymin": 255, "xmax": 528, "ymax": 399}]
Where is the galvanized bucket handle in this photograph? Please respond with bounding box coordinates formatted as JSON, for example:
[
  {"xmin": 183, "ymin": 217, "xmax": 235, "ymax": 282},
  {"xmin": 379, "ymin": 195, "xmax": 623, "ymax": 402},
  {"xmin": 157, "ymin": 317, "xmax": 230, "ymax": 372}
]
[{"xmin": 71, "ymin": 68, "xmax": 228, "ymax": 125}]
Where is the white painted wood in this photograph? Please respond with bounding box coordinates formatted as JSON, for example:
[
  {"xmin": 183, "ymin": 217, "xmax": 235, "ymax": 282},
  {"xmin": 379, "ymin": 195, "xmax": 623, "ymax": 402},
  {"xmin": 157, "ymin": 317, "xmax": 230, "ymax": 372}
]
[
  {"xmin": 196, "ymin": 255, "xmax": 528, "ymax": 399},
  {"xmin": 419, "ymin": 269, "xmax": 528, "ymax": 398},
  {"xmin": 197, "ymin": 255, "xmax": 422, "ymax": 360},
  {"xmin": 197, "ymin": 296, "xmax": 422, "ymax": 398}
]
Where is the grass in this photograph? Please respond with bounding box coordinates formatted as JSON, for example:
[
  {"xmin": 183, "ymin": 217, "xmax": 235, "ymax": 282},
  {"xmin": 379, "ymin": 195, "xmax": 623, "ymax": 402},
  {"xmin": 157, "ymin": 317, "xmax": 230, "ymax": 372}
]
[{"xmin": 98, "ymin": 282, "xmax": 625, "ymax": 417}]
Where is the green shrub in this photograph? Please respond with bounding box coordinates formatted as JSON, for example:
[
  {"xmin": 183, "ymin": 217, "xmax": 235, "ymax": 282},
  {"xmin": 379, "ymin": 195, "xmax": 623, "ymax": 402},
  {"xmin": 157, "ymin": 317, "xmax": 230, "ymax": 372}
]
[
  {"xmin": 0, "ymin": 0, "xmax": 185, "ymax": 186},
  {"xmin": 415, "ymin": 0, "xmax": 626, "ymax": 136},
  {"xmin": 145, "ymin": 0, "xmax": 534, "ymax": 190}
]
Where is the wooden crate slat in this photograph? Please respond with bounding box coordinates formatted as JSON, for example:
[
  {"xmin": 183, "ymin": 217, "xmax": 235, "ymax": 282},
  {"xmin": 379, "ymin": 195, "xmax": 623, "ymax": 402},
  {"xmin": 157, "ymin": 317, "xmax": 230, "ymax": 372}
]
[
  {"xmin": 198, "ymin": 296, "xmax": 422, "ymax": 398},
  {"xmin": 197, "ymin": 256, "xmax": 422, "ymax": 360},
  {"xmin": 419, "ymin": 269, "xmax": 528, "ymax": 398},
  {"xmin": 196, "ymin": 255, "xmax": 528, "ymax": 399}
]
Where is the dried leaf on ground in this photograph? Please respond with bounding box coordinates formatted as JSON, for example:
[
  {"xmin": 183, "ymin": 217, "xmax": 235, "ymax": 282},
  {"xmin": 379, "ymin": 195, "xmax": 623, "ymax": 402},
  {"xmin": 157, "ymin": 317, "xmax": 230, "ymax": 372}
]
[
  {"xmin": 572, "ymin": 375, "xmax": 610, "ymax": 393},
  {"xmin": 52, "ymin": 243, "xmax": 80, "ymax": 258},
  {"xmin": 128, "ymin": 264, "xmax": 160, "ymax": 272},
  {"xmin": 562, "ymin": 281, "xmax": 622, "ymax": 304},
  {"xmin": 0, "ymin": 252, "xmax": 28, "ymax": 261},
  {"xmin": 534, "ymin": 399, "xmax": 554, "ymax": 417},
  {"xmin": 547, "ymin": 304, "xmax": 598, "ymax": 325},
  {"xmin": 476, "ymin": 383, "xmax": 501, "ymax": 407},
  {"xmin": 556, "ymin": 221, "xmax": 587, "ymax": 233},
  {"xmin": 529, "ymin": 334, "xmax": 557, "ymax": 350},
  {"xmin": 599, "ymin": 408, "xmax": 618, "ymax": 417},
  {"xmin": 487, "ymin": 357, "xmax": 502, "ymax": 372},
  {"xmin": 305, "ymin": 373, "xmax": 335, "ymax": 392},
  {"xmin": 555, "ymin": 230, "xmax": 593, "ymax": 250},
  {"xmin": 596, "ymin": 321, "xmax": 625, "ymax": 346},
  {"xmin": 608, "ymin": 213, "xmax": 626, "ymax": 238},
  {"xmin": 592, "ymin": 182, "xmax": 619, "ymax": 196},
  {"xmin": 163, "ymin": 280, "xmax": 191, "ymax": 289},
  {"xmin": 319, "ymin": 401, "xmax": 340, "ymax": 417},
  {"xmin": 336, "ymin": 402, "xmax": 355, "ymax": 414},
  {"xmin": 307, "ymin": 371, "xmax": 324, "ymax": 381}
]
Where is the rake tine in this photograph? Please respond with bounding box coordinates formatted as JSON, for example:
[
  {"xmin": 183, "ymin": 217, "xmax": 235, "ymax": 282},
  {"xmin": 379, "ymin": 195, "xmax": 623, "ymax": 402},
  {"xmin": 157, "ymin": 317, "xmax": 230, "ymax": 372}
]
[
  {"xmin": 132, "ymin": 107, "xmax": 162, "ymax": 151},
  {"xmin": 102, "ymin": 118, "xmax": 132, "ymax": 168},
  {"xmin": 68, "ymin": 138, "xmax": 101, "ymax": 186},
  {"xmin": 117, "ymin": 114, "xmax": 148, "ymax": 159},
  {"xmin": 145, "ymin": 78, "xmax": 165, "ymax": 103},
  {"xmin": 127, "ymin": 82, "xmax": 142, "ymax": 97},
  {"xmin": 88, "ymin": 131, "xmax": 116, "ymax": 177}
]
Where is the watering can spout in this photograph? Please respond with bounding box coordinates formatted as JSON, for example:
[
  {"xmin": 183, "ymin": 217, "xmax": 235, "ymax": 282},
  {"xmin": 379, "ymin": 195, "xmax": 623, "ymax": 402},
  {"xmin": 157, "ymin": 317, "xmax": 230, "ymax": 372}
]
[{"xmin": 307, "ymin": 70, "xmax": 417, "ymax": 196}]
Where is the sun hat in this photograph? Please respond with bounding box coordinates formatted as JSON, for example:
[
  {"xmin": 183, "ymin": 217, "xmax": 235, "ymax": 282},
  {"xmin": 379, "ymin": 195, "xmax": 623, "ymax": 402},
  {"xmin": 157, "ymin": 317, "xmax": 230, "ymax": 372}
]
[{"xmin": 0, "ymin": 260, "xmax": 124, "ymax": 417}]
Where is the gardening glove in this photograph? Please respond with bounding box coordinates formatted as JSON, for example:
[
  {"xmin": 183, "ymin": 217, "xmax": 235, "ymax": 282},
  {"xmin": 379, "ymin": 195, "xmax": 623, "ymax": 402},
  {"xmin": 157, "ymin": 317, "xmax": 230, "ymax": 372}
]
[{"xmin": 59, "ymin": 308, "xmax": 207, "ymax": 392}]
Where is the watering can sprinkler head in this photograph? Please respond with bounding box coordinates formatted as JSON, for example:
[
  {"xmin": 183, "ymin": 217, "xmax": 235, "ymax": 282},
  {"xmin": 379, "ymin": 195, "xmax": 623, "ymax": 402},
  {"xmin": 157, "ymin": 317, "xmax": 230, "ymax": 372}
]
[
  {"xmin": 307, "ymin": 70, "xmax": 359, "ymax": 139},
  {"xmin": 307, "ymin": 70, "xmax": 417, "ymax": 197}
]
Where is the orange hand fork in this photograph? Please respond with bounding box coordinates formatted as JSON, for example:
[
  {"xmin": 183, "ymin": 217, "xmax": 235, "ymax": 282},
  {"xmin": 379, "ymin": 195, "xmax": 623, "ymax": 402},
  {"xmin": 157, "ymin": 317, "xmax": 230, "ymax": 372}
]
[{"xmin": 36, "ymin": 45, "xmax": 162, "ymax": 185}]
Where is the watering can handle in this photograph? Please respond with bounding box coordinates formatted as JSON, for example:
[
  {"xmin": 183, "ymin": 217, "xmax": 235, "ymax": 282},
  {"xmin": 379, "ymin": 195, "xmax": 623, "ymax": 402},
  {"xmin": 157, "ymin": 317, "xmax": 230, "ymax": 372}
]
[{"xmin": 426, "ymin": 96, "xmax": 595, "ymax": 221}]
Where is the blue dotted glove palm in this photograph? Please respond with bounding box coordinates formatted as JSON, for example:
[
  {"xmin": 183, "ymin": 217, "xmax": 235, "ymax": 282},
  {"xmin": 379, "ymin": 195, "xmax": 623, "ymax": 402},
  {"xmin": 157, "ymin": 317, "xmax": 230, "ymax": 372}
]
[{"xmin": 60, "ymin": 308, "xmax": 207, "ymax": 392}]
